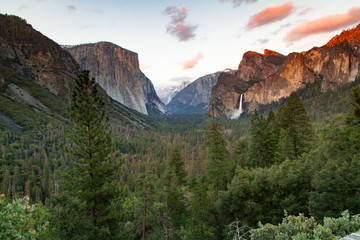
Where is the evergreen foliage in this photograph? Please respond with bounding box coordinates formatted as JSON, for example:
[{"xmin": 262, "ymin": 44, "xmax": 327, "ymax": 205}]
[
  {"xmin": 51, "ymin": 70, "xmax": 119, "ymax": 239},
  {"xmin": 166, "ymin": 145, "xmax": 186, "ymax": 187},
  {"xmin": 1, "ymin": 66, "xmax": 360, "ymax": 239},
  {"xmin": 205, "ymin": 114, "xmax": 233, "ymax": 194},
  {"xmin": 276, "ymin": 92, "xmax": 314, "ymax": 159},
  {"xmin": 247, "ymin": 110, "xmax": 277, "ymax": 167}
]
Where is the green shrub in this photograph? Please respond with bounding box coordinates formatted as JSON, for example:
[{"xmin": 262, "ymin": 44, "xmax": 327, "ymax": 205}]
[
  {"xmin": 0, "ymin": 194, "xmax": 48, "ymax": 239},
  {"xmin": 323, "ymin": 210, "xmax": 360, "ymax": 237},
  {"xmin": 250, "ymin": 212, "xmax": 335, "ymax": 240}
]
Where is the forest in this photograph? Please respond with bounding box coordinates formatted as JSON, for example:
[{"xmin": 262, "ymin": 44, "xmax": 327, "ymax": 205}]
[{"xmin": 1, "ymin": 71, "xmax": 360, "ymax": 240}]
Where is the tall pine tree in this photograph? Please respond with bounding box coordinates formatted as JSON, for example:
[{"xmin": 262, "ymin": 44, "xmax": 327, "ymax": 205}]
[
  {"xmin": 276, "ymin": 92, "xmax": 314, "ymax": 160},
  {"xmin": 165, "ymin": 145, "xmax": 187, "ymax": 239},
  {"xmin": 205, "ymin": 114, "xmax": 232, "ymax": 195},
  {"xmin": 52, "ymin": 70, "xmax": 119, "ymax": 239},
  {"xmin": 247, "ymin": 110, "xmax": 277, "ymax": 168}
]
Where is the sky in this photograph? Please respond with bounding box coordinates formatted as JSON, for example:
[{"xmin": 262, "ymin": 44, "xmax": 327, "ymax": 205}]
[{"xmin": 2, "ymin": 0, "xmax": 360, "ymax": 88}]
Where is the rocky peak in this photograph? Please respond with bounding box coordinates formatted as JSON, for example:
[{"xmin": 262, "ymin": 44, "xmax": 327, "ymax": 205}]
[
  {"xmin": 236, "ymin": 50, "xmax": 286, "ymax": 83},
  {"xmin": 325, "ymin": 24, "xmax": 360, "ymax": 48},
  {"xmin": 64, "ymin": 42, "xmax": 168, "ymax": 115}
]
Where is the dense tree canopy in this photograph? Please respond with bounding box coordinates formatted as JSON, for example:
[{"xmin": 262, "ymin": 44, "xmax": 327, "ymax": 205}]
[{"xmin": 1, "ymin": 76, "xmax": 360, "ymax": 239}]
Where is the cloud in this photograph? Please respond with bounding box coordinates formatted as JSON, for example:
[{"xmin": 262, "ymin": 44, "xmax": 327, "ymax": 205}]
[
  {"xmin": 218, "ymin": 0, "xmax": 257, "ymax": 8},
  {"xmin": 273, "ymin": 22, "xmax": 293, "ymax": 35},
  {"xmin": 183, "ymin": 52, "xmax": 203, "ymax": 69},
  {"xmin": 298, "ymin": 7, "xmax": 312, "ymax": 16},
  {"xmin": 168, "ymin": 76, "xmax": 193, "ymax": 84},
  {"xmin": 285, "ymin": 6, "xmax": 360, "ymax": 42},
  {"xmin": 254, "ymin": 38, "xmax": 269, "ymax": 45},
  {"xmin": 67, "ymin": 5, "xmax": 76, "ymax": 12},
  {"xmin": 91, "ymin": 8, "xmax": 104, "ymax": 14},
  {"xmin": 247, "ymin": 1, "xmax": 295, "ymax": 30},
  {"xmin": 16, "ymin": 5, "xmax": 30, "ymax": 11},
  {"xmin": 79, "ymin": 25, "xmax": 95, "ymax": 31},
  {"xmin": 164, "ymin": 6, "xmax": 198, "ymax": 41}
]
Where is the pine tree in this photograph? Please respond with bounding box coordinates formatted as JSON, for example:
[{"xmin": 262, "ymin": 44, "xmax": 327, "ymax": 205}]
[
  {"xmin": 247, "ymin": 110, "xmax": 277, "ymax": 168},
  {"xmin": 52, "ymin": 70, "xmax": 118, "ymax": 239},
  {"xmin": 165, "ymin": 145, "xmax": 186, "ymax": 239},
  {"xmin": 234, "ymin": 138, "xmax": 248, "ymax": 168},
  {"xmin": 276, "ymin": 92, "xmax": 314, "ymax": 159},
  {"xmin": 347, "ymin": 84, "xmax": 360, "ymax": 123},
  {"xmin": 205, "ymin": 114, "xmax": 232, "ymax": 195},
  {"xmin": 166, "ymin": 145, "xmax": 186, "ymax": 187},
  {"xmin": 346, "ymin": 84, "xmax": 360, "ymax": 157},
  {"xmin": 276, "ymin": 128, "xmax": 295, "ymax": 162}
]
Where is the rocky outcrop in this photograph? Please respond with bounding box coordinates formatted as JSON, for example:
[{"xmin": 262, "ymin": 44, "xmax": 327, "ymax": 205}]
[
  {"xmin": 210, "ymin": 50, "xmax": 286, "ymax": 115},
  {"xmin": 0, "ymin": 15, "xmax": 79, "ymax": 100},
  {"xmin": 64, "ymin": 42, "xmax": 168, "ymax": 115},
  {"xmin": 168, "ymin": 72, "xmax": 220, "ymax": 115},
  {"xmin": 210, "ymin": 24, "xmax": 360, "ymax": 116}
]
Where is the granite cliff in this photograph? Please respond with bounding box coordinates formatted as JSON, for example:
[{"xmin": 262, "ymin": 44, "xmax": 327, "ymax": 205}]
[
  {"xmin": 64, "ymin": 42, "xmax": 168, "ymax": 116},
  {"xmin": 210, "ymin": 50, "xmax": 286, "ymax": 114},
  {"xmin": 210, "ymin": 24, "xmax": 360, "ymax": 116},
  {"xmin": 0, "ymin": 15, "xmax": 79, "ymax": 100},
  {"xmin": 168, "ymin": 72, "xmax": 220, "ymax": 115}
]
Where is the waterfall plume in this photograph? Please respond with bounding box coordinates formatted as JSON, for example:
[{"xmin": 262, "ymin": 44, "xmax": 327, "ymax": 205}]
[{"xmin": 231, "ymin": 93, "xmax": 243, "ymax": 119}]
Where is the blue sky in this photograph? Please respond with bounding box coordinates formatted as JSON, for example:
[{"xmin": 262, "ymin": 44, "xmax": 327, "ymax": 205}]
[{"xmin": 2, "ymin": 0, "xmax": 360, "ymax": 87}]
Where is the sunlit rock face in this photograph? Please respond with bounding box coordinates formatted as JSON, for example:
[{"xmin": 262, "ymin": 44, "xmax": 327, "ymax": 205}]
[
  {"xmin": 210, "ymin": 24, "xmax": 360, "ymax": 116},
  {"xmin": 64, "ymin": 42, "xmax": 168, "ymax": 115},
  {"xmin": 210, "ymin": 49, "xmax": 286, "ymax": 116}
]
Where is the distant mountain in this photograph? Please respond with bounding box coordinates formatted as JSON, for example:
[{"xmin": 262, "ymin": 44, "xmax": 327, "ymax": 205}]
[
  {"xmin": 64, "ymin": 42, "xmax": 169, "ymax": 116},
  {"xmin": 210, "ymin": 24, "xmax": 360, "ymax": 117},
  {"xmin": 156, "ymin": 80, "xmax": 191, "ymax": 105},
  {"xmin": 167, "ymin": 72, "xmax": 220, "ymax": 115}
]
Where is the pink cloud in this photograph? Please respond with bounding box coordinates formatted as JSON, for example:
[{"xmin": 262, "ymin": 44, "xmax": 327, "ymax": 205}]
[
  {"xmin": 247, "ymin": 1, "xmax": 294, "ymax": 30},
  {"xmin": 164, "ymin": 6, "xmax": 198, "ymax": 41},
  {"xmin": 285, "ymin": 6, "xmax": 360, "ymax": 42},
  {"xmin": 183, "ymin": 52, "xmax": 203, "ymax": 69}
]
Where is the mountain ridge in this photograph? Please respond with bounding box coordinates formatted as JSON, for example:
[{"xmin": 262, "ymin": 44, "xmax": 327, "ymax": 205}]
[
  {"xmin": 168, "ymin": 72, "xmax": 220, "ymax": 115},
  {"xmin": 210, "ymin": 23, "xmax": 360, "ymax": 117}
]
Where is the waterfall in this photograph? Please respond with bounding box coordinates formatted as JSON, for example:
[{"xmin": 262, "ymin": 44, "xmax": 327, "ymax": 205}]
[
  {"xmin": 231, "ymin": 93, "xmax": 244, "ymax": 119},
  {"xmin": 239, "ymin": 93, "xmax": 243, "ymax": 114}
]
